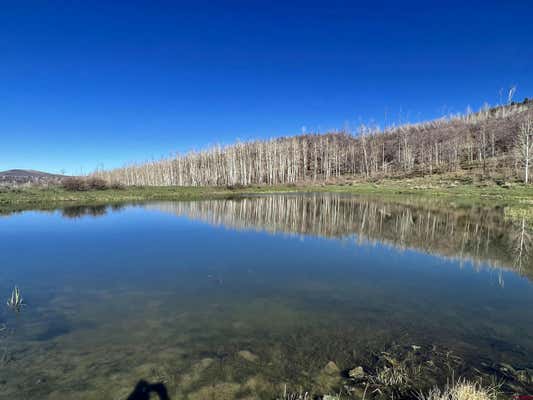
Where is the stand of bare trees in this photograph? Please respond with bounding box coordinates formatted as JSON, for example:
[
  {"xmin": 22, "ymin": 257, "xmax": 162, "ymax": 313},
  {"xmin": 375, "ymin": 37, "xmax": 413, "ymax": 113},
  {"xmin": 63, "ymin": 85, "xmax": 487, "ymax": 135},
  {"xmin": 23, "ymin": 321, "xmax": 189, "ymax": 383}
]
[{"xmin": 94, "ymin": 100, "xmax": 532, "ymax": 186}]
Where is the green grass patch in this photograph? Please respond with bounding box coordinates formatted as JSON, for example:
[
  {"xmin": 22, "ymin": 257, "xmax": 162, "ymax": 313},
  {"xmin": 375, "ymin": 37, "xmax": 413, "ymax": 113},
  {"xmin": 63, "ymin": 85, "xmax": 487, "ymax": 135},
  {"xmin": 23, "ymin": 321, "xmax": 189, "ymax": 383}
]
[
  {"xmin": 1, "ymin": 177, "xmax": 532, "ymax": 215},
  {"xmin": 504, "ymin": 205, "xmax": 533, "ymax": 225}
]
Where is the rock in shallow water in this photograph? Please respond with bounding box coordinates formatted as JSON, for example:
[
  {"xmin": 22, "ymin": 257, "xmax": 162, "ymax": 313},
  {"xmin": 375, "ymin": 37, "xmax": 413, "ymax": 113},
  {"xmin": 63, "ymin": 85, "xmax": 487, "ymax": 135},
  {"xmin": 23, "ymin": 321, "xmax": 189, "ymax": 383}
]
[
  {"xmin": 237, "ymin": 350, "xmax": 259, "ymax": 362},
  {"xmin": 322, "ymin": 361, "xmax": 340, "ymax": 375},
  {"xmin": 317, "ymin": 361, "xmax": 342, "ymax": 390},
  {"xmin": 348, "ymin": 366, "xmax": 365, "ymax": 379}
]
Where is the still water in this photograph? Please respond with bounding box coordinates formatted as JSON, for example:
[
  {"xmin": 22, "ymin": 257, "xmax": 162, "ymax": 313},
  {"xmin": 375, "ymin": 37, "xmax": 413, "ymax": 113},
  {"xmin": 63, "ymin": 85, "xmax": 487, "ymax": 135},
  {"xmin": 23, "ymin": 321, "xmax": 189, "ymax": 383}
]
[{"xmin": 0, "ymin": 194, "xmax": 532, "ymax": 399}]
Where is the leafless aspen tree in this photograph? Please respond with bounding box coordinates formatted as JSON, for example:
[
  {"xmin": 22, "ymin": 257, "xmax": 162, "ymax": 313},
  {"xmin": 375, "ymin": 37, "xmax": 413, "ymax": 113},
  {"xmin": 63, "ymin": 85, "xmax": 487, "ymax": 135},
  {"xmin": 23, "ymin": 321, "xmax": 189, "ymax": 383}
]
[{"xmin": 515, "ymin": 117, "xmax": 533, "ymax": 184}]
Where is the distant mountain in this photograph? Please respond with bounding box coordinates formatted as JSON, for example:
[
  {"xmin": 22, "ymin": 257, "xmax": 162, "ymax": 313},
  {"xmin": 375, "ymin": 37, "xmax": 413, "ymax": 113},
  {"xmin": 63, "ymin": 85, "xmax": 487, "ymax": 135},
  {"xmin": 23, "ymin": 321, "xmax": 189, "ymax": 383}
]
[{"xmin": 0, "ymin": 169, "xmax": 67, "ymax": 184}]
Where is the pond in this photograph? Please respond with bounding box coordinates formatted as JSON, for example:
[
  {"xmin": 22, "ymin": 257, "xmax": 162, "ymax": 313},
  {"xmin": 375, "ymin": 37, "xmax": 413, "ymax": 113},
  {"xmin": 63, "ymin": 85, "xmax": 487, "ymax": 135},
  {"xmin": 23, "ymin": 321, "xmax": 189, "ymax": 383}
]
[{"xmin": 0, "ymin": 194, "xmax": 532, "ymax": 399}]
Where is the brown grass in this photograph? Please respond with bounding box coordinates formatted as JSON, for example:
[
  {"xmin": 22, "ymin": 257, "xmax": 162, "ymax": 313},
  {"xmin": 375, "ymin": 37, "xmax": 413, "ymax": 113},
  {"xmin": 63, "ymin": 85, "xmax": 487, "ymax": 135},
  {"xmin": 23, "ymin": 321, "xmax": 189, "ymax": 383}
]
[{"xmin": 418, "ymin": 378, "xmax": 500, "ymax": 400}]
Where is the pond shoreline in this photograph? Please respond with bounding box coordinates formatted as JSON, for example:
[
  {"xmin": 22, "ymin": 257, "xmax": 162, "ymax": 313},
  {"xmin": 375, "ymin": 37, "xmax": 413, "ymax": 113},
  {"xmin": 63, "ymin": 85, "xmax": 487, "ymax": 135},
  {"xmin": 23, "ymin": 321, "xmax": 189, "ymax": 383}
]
[
  {"xmin": 2, "ymin": 179, "xmax": 532, "ymax": 228},
  {"xmin": 1, "ymin": 179, "xmax": 532, "ymax": 207}
]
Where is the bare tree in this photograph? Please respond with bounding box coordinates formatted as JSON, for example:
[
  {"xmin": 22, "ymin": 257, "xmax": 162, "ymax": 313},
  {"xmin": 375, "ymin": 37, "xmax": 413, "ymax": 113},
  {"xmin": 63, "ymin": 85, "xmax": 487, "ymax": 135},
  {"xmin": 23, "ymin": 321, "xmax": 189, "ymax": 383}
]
[
  {"xmin": 515, "ymin": 117, "xmax": 533, "ymax": 184},
  {"xmin": 508, "ymin": 85, "xmax": 517, "ymax": 105},
  {"xmin": 510, "ymin": 217, "xmax": 532, "ymax": 272}
]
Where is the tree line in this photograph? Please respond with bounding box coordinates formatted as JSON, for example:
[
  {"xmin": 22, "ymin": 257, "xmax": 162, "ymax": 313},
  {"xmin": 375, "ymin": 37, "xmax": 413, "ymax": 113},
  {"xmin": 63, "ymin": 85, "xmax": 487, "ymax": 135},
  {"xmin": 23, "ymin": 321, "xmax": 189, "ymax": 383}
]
[{"xmin": 94, "ymin": 100, "xmax": 533, "ymax": 186}]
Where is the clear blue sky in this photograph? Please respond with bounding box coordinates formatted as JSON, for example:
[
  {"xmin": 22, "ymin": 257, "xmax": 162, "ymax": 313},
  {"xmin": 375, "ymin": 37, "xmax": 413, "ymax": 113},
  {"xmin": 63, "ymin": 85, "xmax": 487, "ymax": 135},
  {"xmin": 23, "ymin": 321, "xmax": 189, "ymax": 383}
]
[{"xmin": 1, "ymin": 1, "xmax": 532, "ymax": 174}]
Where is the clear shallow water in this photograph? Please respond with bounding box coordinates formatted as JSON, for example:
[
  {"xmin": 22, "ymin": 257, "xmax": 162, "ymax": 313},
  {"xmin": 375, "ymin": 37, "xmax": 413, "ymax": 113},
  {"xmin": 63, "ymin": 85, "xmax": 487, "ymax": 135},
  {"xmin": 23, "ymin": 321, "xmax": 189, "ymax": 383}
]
[{"xmin": 0, "ymin": 194, "xmax": 532, "ymax": 399}]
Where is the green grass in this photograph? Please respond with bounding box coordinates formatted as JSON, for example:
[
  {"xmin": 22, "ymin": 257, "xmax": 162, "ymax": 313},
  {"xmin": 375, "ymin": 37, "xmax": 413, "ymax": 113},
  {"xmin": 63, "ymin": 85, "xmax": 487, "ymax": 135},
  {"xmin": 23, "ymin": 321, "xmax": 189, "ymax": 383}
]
[
  {"xmin": 1, "ymin": 176, "xmax": 532, "ymax": 215},
  {"xmin": 504, "ymin": 205, "xmax": 533, "ymax": 225}
]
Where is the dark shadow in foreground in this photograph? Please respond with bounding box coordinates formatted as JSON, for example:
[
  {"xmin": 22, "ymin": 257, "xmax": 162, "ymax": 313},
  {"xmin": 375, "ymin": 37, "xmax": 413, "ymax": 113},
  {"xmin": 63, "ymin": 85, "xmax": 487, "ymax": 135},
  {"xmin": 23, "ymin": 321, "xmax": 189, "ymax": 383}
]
[{"xmin": 126, "ymin": 380, "xmax": 170, "ymax": 400}]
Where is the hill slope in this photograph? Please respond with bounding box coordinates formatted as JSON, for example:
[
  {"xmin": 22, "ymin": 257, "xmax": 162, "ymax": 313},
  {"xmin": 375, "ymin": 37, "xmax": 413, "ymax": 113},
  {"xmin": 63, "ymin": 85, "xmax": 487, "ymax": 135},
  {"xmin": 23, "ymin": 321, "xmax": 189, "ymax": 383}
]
[
  {"xmin": 0, "ymin": 169, "xmax": 66, "ymax": 184},
  {"xmin": 95, "ymin": 99, "xmax": 533, "ymax": 186}
]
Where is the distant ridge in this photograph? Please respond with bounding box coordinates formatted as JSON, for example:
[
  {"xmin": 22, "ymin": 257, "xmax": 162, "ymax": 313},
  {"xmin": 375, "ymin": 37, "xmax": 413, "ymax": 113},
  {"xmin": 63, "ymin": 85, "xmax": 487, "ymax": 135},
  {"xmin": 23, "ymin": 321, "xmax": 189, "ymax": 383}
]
[{"xmin": 0, "ymin": 169, "xmax": 67, "ymax": 184}]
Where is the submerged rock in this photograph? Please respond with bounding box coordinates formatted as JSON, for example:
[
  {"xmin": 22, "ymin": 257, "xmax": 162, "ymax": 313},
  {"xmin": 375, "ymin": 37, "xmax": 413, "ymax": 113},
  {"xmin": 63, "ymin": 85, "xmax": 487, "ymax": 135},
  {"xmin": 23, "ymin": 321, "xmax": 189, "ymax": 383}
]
[
  {"xmin": 317, "ymin": 361, "xmax": 342, "ymax": 392},
  {"xmin": 243, "ymin": 376, "xmax": 272, "ymax": 392},
  {"xmin": 237, "ymin": 350, "xmax": 259, "ymax": 362},
  {"xmin": 188, "ymin": 382, "xmax": 241, "ymax": 400},
  {"xmin": 322, "ymin": 361, "xmax": 340, "ymax": 375},
  {"xmin": 348, "ymin": 366, "xmax": 365, "ymax": 380}
]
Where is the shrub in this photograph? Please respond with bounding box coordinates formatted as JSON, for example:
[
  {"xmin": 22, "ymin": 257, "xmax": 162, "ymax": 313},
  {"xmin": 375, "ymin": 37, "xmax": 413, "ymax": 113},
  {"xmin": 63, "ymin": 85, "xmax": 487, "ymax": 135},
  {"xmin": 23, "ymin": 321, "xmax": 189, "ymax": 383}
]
[
  {"xmin": 226, "ymin": 183, "xmax": 245, "ymax": 190},
  {"xmin": 62, "ymin": 177, "xmax": 88, "ymax": 191},
  {"xmin": 86, "ymin": 177, "xmax": 108, "ymax": 190},
  {"xmin": 109, "ymin": 181, "xmax": 125, "ymax": 190},
  {"xmin": 62, "ymin": 177, "xmax": 110, "ymax": 191}
]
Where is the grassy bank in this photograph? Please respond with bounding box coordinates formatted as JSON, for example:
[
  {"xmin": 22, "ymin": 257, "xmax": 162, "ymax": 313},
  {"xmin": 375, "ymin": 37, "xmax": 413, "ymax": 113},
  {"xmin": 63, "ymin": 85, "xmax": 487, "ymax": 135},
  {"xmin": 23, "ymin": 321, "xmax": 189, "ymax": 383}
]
[{"xmin": 1, "ymin": 176, "xmax": 532, "ymax": 216}]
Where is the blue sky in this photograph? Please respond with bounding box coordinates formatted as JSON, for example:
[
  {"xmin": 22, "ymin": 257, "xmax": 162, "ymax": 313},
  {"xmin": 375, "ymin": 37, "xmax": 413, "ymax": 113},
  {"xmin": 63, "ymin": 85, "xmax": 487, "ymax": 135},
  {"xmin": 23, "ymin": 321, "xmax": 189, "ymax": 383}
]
[{"xmin": 1, "ymin": 1, "xmax": 532, "ymax": 174}]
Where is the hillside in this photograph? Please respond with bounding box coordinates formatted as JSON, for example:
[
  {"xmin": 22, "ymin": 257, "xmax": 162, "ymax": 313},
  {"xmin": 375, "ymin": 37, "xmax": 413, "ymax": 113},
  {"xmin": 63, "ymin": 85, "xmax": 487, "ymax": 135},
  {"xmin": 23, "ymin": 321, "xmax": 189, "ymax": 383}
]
[
  {"xmin": 0, "ymin": 169, "xmax": 66, "ymax": 184},
  {"xmin": 95, "ymin": 99, "xmax": 533, "ymax": 187}
]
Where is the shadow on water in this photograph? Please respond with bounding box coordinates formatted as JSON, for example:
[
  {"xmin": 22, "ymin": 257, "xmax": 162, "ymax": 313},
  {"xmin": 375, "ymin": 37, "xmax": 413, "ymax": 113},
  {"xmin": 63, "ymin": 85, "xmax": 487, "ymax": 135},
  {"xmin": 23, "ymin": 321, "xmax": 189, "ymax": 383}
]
[{"xmin": 126, "ymin": 380, "xmax": 170, "ymax": 400}]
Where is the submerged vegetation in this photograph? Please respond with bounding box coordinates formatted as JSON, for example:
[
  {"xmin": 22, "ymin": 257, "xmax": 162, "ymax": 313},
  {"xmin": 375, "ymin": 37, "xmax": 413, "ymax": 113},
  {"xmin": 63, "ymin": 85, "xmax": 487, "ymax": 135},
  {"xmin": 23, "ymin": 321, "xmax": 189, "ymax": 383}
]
[{"xmin": 6, "ymin": 286, "xmax": 24, "ymax": 312}]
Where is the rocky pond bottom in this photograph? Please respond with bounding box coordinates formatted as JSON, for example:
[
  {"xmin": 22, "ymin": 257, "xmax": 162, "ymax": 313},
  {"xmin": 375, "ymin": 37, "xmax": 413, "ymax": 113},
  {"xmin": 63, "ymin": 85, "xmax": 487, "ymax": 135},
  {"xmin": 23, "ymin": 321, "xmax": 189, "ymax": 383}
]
[{"xmin": 0, "ymin": 194, "xmax": 532, "ymax": 399}]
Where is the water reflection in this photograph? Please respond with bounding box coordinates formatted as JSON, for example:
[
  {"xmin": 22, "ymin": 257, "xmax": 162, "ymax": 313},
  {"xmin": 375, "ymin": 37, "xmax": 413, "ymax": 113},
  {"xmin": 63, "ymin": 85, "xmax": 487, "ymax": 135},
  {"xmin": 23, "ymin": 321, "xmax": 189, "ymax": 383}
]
[
  {"xmin": 60, "ymin": 204, "xmax": 126, "ymax": 218},
  {"xmin": 511, "ymin": 217, "xmax": 533, "ymax": 273},
  {"xmin": 146, "ymin": 194, "xmax": 532, "ymax": 278},
  {"xmin": 61, "ymin": 204, "xmax": 108, "ymax": 218}
]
